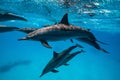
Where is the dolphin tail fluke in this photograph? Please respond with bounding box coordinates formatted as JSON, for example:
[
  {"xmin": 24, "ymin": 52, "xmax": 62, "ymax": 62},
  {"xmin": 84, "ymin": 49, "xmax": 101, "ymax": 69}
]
[
  {"xmin": 18, "ymin": 37, "xmax": 28, "ymax": 41},
  {"xmin": 100, "ymin": 48, "xmax": 109, "ymax": 54}
]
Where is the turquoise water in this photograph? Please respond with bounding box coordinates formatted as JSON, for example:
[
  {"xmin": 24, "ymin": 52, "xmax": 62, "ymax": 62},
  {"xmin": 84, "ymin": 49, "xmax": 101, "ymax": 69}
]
[{"xmin": 0, "ymin": 0, "xmax": 120, "ymax": 80}]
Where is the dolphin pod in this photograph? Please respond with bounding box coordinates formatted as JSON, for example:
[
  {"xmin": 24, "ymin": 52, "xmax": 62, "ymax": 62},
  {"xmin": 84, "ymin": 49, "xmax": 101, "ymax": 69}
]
[
  {"xmin": 0, "ymin": 13, "xmax": 109, "ymax": 77},
  {"xmin": 0, "ymin": 13, "xmax": 109, "ymax": 53},
  {"xmin": 40, "ymin": 44, "xmax": 84, "ymax": 77}
]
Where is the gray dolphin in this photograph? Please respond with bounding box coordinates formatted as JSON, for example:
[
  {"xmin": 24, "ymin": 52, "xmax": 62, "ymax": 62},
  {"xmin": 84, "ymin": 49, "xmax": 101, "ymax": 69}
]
[
  {"xmin": 0, "ymin": 26, "xmax": 108, "ymax": 53},
  {"xmin": 18, "ymin": 13, "xmax": 95, "ymax": 49},
  {"xmin": 0, "ymin": 25, "xmax": 19, "ymax": 33},
  {"xmin": 16, "ymin": 27, "xmax": 108, "ymax": 53},
  {"xmin": 40, "ymin": 44, "xmax": 80, "ymax": 77},
  {"xmin": 0, "ymin": 13, "xmax": 27, "ymax": 21},
  {"xmin": 0, "ymin": 25, "xmax": 38, "ymax": 33},
  {"xmin": 56, "ymin": 49, "xmax": 85, "ymax": 67},
  {"xmin": 0, "ymin": 24, "xmax": 108, "ymax": 53}
]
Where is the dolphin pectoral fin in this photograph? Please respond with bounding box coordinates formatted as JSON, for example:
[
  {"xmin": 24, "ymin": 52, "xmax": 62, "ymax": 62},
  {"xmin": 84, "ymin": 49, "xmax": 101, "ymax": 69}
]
[
  {"xmin": 59, "ymin": 13, "xmax": 69, "ymax": 25},
  {"xmin": 64, "ymin": 63, "xmax": 69, "ymax": 66},
  {"xmin": 51, "ymin": 69, "xmax": 59, "ymax": 73},
  {"xmin": 100, "ymin": 48, "xmax": 109, "ymax": 54},
  {"xmin": 40, "ymin": 40, "xmax": 52, "ymax": 49},
  {"xmin": 70, "ymin": 39, "xmax": 74, "ymax": 43}
]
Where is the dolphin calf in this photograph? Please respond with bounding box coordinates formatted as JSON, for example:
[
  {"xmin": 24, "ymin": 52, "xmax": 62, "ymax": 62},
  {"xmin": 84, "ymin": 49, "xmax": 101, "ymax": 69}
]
[
  {"xmin": 56, "ymin": 49, "xmax": 85, "ymax": 68},
  {"xmin": 0, "ymin": 13, "xmax": 27, "ymax": 21},
  {"xmin": 40, "ymin": 44, "xmax": 81, "ymax": 77},
  {"xmin": 18, "ymin": 13, "xmax": 96, "ymax": 49}
]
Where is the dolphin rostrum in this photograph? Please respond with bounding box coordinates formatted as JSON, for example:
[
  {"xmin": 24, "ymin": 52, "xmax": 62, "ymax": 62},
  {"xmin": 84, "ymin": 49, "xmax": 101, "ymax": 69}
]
[
  {"xmin": 0, "ymin": 12, "xmax": 27, "ymax": 22},
  {"xmin": 40, "ymin": 44, "xmax": 82, "ymax": 77},
  {"xmin": 18, "ymin": 13, "xmax": 96, "ymax": 49}
]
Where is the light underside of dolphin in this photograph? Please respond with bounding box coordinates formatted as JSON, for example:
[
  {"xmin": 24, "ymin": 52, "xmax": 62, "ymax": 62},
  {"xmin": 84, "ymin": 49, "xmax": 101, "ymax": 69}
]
[{"xmin": 40, "ymin": 44, "xmax": 80, "ymax": 77}]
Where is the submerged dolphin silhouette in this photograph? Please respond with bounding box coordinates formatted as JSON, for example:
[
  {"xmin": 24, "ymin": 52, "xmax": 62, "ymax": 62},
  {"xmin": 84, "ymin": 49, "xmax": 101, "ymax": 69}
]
[
  {"xmin": 0, "ymin": 25, "xmax": 19, "ymax": 33},
  {"xmin": 0, "ymin": 13, "xmax": 27, "ymax": 21},
  {"xmin": 0, "ymin": 60, "xmax": 31, "ymax": 73},
  {"xmin": 40, "ymin": 44, "xmax": 81, "ymax": 77},
  {"xmin": 56, "ymin": 49, "xmax": 85, "ymax": 67},
  {"xmin": 18, "ymin": 13, "xmax": 95, "ymax": 48}
]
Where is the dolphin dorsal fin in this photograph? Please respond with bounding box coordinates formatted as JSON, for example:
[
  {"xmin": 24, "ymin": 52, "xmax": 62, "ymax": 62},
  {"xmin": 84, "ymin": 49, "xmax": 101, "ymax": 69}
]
[
  {"xmin": 53, "ymin": 51, "xmax": 59, "ymax": 58},
  {"xmin": 59, "ymin": 13, "xmax": 69, "ymax": 25}
]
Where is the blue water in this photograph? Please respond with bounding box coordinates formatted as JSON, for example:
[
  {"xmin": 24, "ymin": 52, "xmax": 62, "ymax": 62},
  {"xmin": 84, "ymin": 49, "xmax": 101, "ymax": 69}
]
[{"xmin": 0, "ymin": 0, "xmax": 120, "ymax": 80}]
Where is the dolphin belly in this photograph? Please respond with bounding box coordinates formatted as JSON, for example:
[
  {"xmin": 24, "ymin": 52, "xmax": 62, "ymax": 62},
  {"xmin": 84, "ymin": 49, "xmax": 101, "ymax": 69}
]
[{"xmin": 31, "ymin": 30, "xmax": 89, "ymax": 41}]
